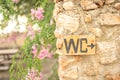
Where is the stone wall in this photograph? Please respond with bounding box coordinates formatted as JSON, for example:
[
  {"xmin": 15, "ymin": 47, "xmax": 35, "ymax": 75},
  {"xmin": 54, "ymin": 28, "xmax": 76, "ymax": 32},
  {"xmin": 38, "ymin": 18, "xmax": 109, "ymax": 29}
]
[{"xmin": 53, "ymin": 0, "xmax": 120, "ymax": 80}]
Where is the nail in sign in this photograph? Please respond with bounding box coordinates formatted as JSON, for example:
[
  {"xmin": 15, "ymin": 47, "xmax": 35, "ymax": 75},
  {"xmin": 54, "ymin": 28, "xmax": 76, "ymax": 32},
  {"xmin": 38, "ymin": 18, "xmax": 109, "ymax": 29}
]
[{"xmin": 63, "ymin": 35, "xmax": 96, "ymax": 55}]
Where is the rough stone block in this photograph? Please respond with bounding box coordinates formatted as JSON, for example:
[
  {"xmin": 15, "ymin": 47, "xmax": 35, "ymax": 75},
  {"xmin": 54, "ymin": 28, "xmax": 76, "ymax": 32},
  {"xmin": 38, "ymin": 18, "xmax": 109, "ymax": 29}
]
[
  {"xmin": 85, "ymin": 14, "xmax": 92, "ymax": 23},
  {"xmin": 59, "ymin": 66, "xmax": 78, "ymax": 79},
  {"xmin": 88, "ymin": 27, "xmax": 103, "ymax": 37},
  {"xmin": 105, "ymin": 73, "xmax": 120, "ymax": 80},
  {"xmin": 59, "ymin": 56, "xmax": 81, "ymax": 70},
  {"xmin": 63, "ymin": 1, "xmax": 75, "ymax": 10},
  {"xmin": 94, "ymin": 0, "xmax": 104, "ymax": 7},
  {"xmin": 100, "ymin": 56, "xmax": 117, "ymax": 65},
  {"xmin": 56, "ymin": 13, "xmax": 79, "ymax": 33},
  {"xmin": 53, "ymin": 2, "xmax": 63, "ymax": 21},
  {"xmin": 105, "ymin": 0, "xmax": 115, "ymax": 4},
  {"xmin": 56, "ymin": 38, "xmax": 63, "ymax": 49},
  {"xmin": 97, "ymin": 41, "xmax": 119, "ymax": 64},
  {"xmin": 54, "ymin": 27, "xmax": 64, "ymax": 38},
  {"xmin": 84, "ymin": 67, "xmax": 98, "ymax": 76},
  {"xmin": 80, "ymin": 0, "xmax": 98, "ymax": 10},
  {"xmin": 100, "ymin": 13, "xmax": 120, "ymax": 26},
  {"xmin": 114, "ymin": 3, "xmax": 120, "ymax": 10}
]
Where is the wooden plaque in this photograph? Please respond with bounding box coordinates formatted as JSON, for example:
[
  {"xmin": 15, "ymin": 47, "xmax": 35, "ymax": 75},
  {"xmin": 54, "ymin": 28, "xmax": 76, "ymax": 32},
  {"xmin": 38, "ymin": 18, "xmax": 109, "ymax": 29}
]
[{"xmin": 62, "ymin": 35, "xmax": 96, "ymax": 55}]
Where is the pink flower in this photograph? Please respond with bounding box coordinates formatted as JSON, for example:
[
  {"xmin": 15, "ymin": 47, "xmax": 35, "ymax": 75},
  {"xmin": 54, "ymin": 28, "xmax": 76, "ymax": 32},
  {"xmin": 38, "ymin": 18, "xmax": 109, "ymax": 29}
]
[
  {"xmin": 46, "ymin": 53, "xmax": 52, "ymax": 59},
  {"xmin": 12, "ymin": 0, "xmax": 20, "ymax": 3},
  {"xmin": 25, "ymin": 68, "xmax": 43, "ymax": 80},
  {"xmin": 38, "ymin": 49, "xmax": 52, "ymax": 60},
  {"xmin": 27, "ymin": 30, "xmax": 35, "ymax": 36},
  {"xmin": 37, "ymin": 7, "xmax": 44, "ymax": 13},
  {"xmin": 27, "ymin": 27, "xmax": 35, "ymax": 40},
  {"xmin": 31, "ymin": 9, "xmax": 36, "ymax": 15},
  {"xmin": 39, "ymin": 72, "xmax": 43, "ymax": 80},
  {"xmin": 28, "ymin": 71, "xmax": 36, "ymax": 79},
  {"xmin": 38, "ymin": 50, "xmax": 48, "ymax": 59},
  {"xmin": 34, "ymin": 77, "xmax": 41, "ymax": 80},
  {"xmin": 31, "ymin": 9, "xmax": 36, "ymax": 20},
  {"xmin": 26, "ymin": 68, "xmax": 37, "ymax": 80},
  {"xmin": 31, "ymin": 44, "xmax": 37, "ymax": 57},
  {"xmin": 31, "ymin": 7, "xmax": 44, "ymax": 20},
  {"xmin": 35, "ymin": 11, "xmax": 44, "ymax": 20}
]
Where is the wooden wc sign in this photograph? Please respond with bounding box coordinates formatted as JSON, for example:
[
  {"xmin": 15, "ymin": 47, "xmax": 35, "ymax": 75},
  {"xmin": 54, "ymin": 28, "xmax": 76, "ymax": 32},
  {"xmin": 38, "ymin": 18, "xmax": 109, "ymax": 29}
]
[{"xmin": 63, "ymin": 35, "xmax": 96, "ymax": 55}]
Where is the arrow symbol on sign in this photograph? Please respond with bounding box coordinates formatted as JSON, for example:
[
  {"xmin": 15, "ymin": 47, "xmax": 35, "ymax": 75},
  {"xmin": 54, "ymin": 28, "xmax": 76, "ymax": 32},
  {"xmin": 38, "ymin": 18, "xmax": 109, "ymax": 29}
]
[{"xmin": 87, "ymin": 43, "xmax": 95, "ymax": 49}]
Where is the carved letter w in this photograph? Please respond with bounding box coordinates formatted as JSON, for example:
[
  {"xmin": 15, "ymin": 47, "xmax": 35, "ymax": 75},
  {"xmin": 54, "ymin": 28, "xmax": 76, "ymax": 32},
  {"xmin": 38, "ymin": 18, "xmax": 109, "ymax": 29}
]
[{"xmin": 64, "ymin": 39, "xmax": 79, "ymax": 53}]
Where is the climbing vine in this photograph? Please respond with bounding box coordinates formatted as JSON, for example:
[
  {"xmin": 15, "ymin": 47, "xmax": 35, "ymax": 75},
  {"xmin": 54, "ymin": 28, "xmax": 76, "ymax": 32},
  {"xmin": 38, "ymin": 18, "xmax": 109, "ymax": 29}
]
[{"xmin": 0, "ymin": 0, "xmax": 58, "ymax": 80}]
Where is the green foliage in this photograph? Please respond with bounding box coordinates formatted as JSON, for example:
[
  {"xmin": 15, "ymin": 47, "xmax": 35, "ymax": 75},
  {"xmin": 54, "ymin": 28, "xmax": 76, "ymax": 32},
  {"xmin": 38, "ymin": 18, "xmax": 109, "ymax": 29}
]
[{"xmin": 0, "ymin": 0, "xmax": 58, "ymax": 80}]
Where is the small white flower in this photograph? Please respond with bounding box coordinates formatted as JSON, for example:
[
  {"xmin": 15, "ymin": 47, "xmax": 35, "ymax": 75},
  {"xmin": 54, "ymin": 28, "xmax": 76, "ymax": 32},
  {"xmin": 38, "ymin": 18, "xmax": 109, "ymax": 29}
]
[
  {"xmin": 33, "ymin": 24, "xmax": 40, "ymax": 31},
  {"xmin": 18, "ymin": 15, "xmax": 28, "ymax": 24}
]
